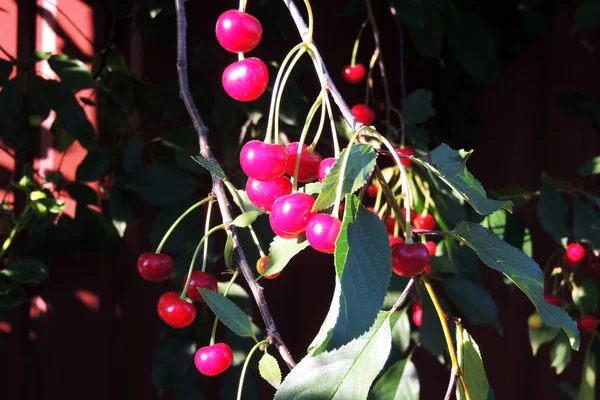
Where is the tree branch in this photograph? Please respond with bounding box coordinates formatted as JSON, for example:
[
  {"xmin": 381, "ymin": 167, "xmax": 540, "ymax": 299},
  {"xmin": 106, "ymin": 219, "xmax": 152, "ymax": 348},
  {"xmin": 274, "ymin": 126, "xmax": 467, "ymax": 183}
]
[{"xmin": 173, "ymin": 0, "xmax": 296, "ymax": 370}]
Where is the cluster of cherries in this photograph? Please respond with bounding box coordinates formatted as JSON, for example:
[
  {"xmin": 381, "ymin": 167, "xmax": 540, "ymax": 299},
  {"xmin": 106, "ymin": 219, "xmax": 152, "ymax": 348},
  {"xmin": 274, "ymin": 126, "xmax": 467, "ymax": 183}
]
[{"xmin": 341, "ymin": 63, "xmax": 377, "ymax": 126}]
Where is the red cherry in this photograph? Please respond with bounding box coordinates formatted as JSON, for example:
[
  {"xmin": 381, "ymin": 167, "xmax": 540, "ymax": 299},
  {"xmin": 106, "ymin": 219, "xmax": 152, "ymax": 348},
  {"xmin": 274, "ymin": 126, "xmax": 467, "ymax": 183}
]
[
  {"xmin": 269, "ymin": 193, "xmax": 317, "ymax": 238},
  {"xmin": 391, "ymin": 243, "xmax": 430, "ymax": 276},
  {"xmin": 306, "ymin": 214, "xmax": 342, "ymax": 254},
  {"xmin": 412, "ymin": 302, "xmax": 423, "ymax": 327},
  {"xmin": 157, "ymin": 292, "xmax": 196, "ymax": 328},
  {"xmin": 385, "ymin": 216, "xmax": 397, "ymax": 234},
  {"xmin": 285, "ymin": 142, "xmax": 322, "ymax": 183},
  {"xmin": 318, "ymin": 157, "xmax": 337, "ymax": 183},
  {"xmin": 352, "ymin": 104, "xmax": 376, "ymax": 125},
  {"xmin": 183, "ymin": 271, "xmax": 218, "ymax": 302},
  {"xmin": 395, "ymin": 147, "xmax": 416, "ymax": 167},
  {"xmin": 389, "ymin": 235, "xmax": 404, "ymax": 246},
  {"xmin": 222, "ymin": 58, "xmax": 269, "ymax": 102},
  {"xmin": 577, "ymin": 314, "xmax": 598, "ymax": 332},
  {"xmin": 425, "ymin": 241, "xmax": 437, "ymax": 256},
  {"xmin": 544, "ymin": 294, "xmax": 563, "ymax": 307},
  {"xmin": 257, "ymin": 255, "xmax": 279, "ymax": 279},
  {"xmin": 413, "ymin": 213, "xmax": 436, "ymax": 230},
  {"xmin": 246, "ymin": 177, "xmax": 292, "ymax": 211},
  {"xmin": 564, "ymin": 243, "xmax": 586, "ymax": 268},
  {"xmin": 216, "ymin": 10, "xmax": 262, "ymax": 53},
  {"xmin": 424, "ymin": 265, "xmax": 432, "ymax": 275},
  {"xmin": 367, "ymin": 184, "xmax": 378, "ymax": 197},
  {"xmin": 240, "ymin": 140, "xmax": 288, "ymax": 181},
  {"xmin": 194, "ymin": 343, "xmax": 234, "ymax": 376},
  {"xmin": 137, "ymin": 253, "xmax": 174, "ymax": 282},
  {"xmin": 342, "ymin": 64, "xmax": 366, "ymax": 83}
]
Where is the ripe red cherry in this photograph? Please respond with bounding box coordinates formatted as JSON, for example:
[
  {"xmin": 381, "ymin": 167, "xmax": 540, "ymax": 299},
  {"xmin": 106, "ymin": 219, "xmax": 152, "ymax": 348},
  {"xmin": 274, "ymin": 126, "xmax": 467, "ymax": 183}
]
[
  {"xmin": 285, "ymin": 142, "xmax": 322, "ymax": 182},
  {"xmin": 269, "ymin": 193, "xmax": 317, "ymax": 238},
  {"xmin": 577, "ymin": 314, "xmax": 598, "ymax": 332},
  {"xmin": 367, "ymin": 184, "xmax": 378, "ymax": 197},
  {"xmin": 306, "ymin": 214, "xmax": 342, "ymax": 254},
  {"xmin": 352, "ymin": 104, "xmax": 376, "ymax": 125},
  {"xmin": 194, "ymin": 343, "xmax": 234, "ymax": 376},
  {"xmin": 222, "ymin": 57, "xmax": 268, "ymax": 102},
  {"xmin": 412, "ymin": 302, "xmax": 423, "ymax": 327},
  {"xmin": 257, "ymin": 255, "xmax": 279, "ymax": 279},
  {"xmin": 424, "ymin": 265, "xmax": 432, "ymax": 275},
  {"xmin": 389, "ymin": 235, "xmax": 404, "ymax": 246},
  {"xmin": 240, "ymin": 140, "xmax": 288, "ymax": 181},
  {"xmin": 564, "ymin": 243, "xmax": 586, "ymax": 268},
  {"xmin": 544, "ymin": 294, "xmax": 563, "ymax": 307},
  {"xmin": 137, "ymin": 253, "xmax": 174, "ymax": 282},
  {"xmin": 246, "ymin": 177, "xmax": 292, "ymax": 211},
  {"xmin": 318, "ymin": 157, "xmax": 337, "ymax": 183},
  {"xmin": 413, "ymin": 213, "xmax": 436, "ymax": 230},
  {"xmin": 425, "ymin": 241, "xmax": 437, "ymax": 256},
  {"xmin": 342, "ymin": 64, "xmax": 366, "ymax": 83},
  {"xmin": 395, "ymin": 147, "xmax": 416, "ymax": 167},
  {"xmin": 157, "ymin": 292, "xmax": 196, "ymax": 328},
  {"xmin": 216, "ymin": 10, "xmax": 262, "ymax": 53},
  {"xmin": 183, "ymin": 271, "xmax": 218, "ymax": 302},
  {"xmin": 385, "ymin": 216, "xmax": 397, "ymax": 234},
  {"xmin": 391, "ymin": 243, "xmax": 430, "ymax": 276}
]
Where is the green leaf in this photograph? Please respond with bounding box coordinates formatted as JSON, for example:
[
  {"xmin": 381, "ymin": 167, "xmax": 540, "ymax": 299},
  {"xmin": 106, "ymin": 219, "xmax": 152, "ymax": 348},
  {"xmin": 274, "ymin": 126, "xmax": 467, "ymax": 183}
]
[
  {"xmin": 231, "ymin": 190, "xmax": 265, "ymax": 215},
  {"xmin": 259, "ymin": 352, "xmax": 282, "ymax": 389},
  {"xmin": 550, "ymin": 333, "xmax": 572, "ymax": 375},
  {"xmin": 443, "ymin": 276, "xmax": 501, "ymax": 333},
  {"xmin": 48, "ymin": 54, "xmax": 94, "ymax": 91},
  {"xmin": 191, "ymin": 155, "xmax": 226, "ymax": 179},
  {"xmin": 67, "ymin": 182, "xmax": 98, "ymax": 205},
  {"xmin": 0, "ymin": 59, "xmax": 13, "ymax": 85},
  {"xmin": 573, "ymin": 199, "xmax": 600, "ymax": 250},
  {"xmin": 397, "ymin": 0, "xmax": 443, "ymax": 58},
  {"xmin": 578, "ymin": 346, "xmax": 596, "ymax": 400},
  {"xmin": 371, "ymin": 358, "xmax": 419, "ymax": 400},
  {"xmin": 232, "ymin": 211, "xmax": 260, "ymax": 228},
  {"xmin": 76, "ymin": 147, "xmax": 115, "ymax": 182},
  {"xmin": 152, "ymin": 336, "xmax": 196, "ymax": 391},
  {"xmin": 456, "ymin": 327, "xmax": 488, "ymax": 400},
  {"xmin": 450, "ymin": 222, "xmax": 580, "ymax": 349},
  {"xmin": 110, "ymin": 176, "xmax": 140, "ymax": 223},
  {"xmin": 264, "ymin": 236, "xmax": 310, "ymax": 277},
  {"xmin": 44, "ymin": 171, "xmax": 63, "ymax": 184},
  {"xmin": 390, "ymin": 308, "xmax": 411, "ymax": 353},
  {"xmin": 572, "ymin": 277, "xmax": 599, "ymax": 314},
  {"xmin": 415, "ymin": 144, "xmax": 512, "ymax": 215},
  {"xmin": 0, "ymin": 283, "xmax": 29, "ymax": 309},
  {"xmin": 224, "ymin": 234, "xmax": 234, "ymax": 268},
  {"xmin": 402, "ymin": 89, "xmax": 436, "ymax": 127},
  {"xmin": 573, "ymin": 3, "xmax": 600, "ymax": 33},
  {"xmin": 125, "ymin": 166, "xmax": 198, "ymax": 206},
  {"xmin": 198, "ymin": 289, "xmax": 254, "ymax": 338},
  {"xmin": 0, "ymin": 78, "xmax": 24, "ymax": 140},
  {"xmin": 579, "ymin": 156, "xmax": 600, "ymax": 176},
  {"xmin": 124, "ymin": 137, "xmax": 143, "ymax": 175},
  {"xmin": 150, "ymin": 200, "xmax": 202, "ymax": 253},
  {"xmin": 529, "ymin": 325, "xmax": 560, "ymax": 356},
  {"xmin": 537, "ymin": 183, "xmax": 569, "ymax": 245},
  {"xmin": 1, "ymin": 260, "xmax": 47, "ymax": 284},
  {"xmin": 275, "ymin": 312, "xmax": 392, "ymax": 399},
  {"xmin": 313, "ymin": 144, "xmax": 377, "ymax": 211}
]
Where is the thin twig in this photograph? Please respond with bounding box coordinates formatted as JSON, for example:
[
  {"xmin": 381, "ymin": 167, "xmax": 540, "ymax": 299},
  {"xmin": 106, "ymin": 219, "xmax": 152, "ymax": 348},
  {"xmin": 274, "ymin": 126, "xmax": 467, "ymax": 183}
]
[
  {"xmin": 173, "ymin": 0, "xmax": 296, "ymax": 370},
  {"xmin": 390, "ymin": 277, "xmax": 415, "ymax": 312},
  {"xmin": 444, "ymin": 371, "xmax": 458, "ymax": 400}
]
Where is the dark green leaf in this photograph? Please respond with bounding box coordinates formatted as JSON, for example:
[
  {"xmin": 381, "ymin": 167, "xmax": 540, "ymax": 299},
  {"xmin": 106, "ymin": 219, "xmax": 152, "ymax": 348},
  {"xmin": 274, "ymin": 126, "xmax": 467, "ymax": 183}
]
[
  {"xmin": 224, "ymin": 234, "xmax": 234, "ymax": 268},
  {"xmin": 456, "ymin": 327, "xmax": 488, "ymax": 400},
  {"xmin": 150, "ymin": 200, "xmax": 202, "ymax": 253},
  {"xmin": 573, "ymin": 199, "xmax": 600, "ymax": 250},
  {"xmin": 537, "ymin": 183, "xmax": 569, "ymax": 245},
  {"xmin": 390, "ymin": 308, "xmax": 411, "ymax": 353},
  {"xmin": 0, "ymin": 59, "xmax": 13, "ymax": 85},
  {"xmin": 0, "ymin": 78, "xmax": 24, "ymax": 139},
  {"xmin": 124, "ymin": 137, "xmax": 144, "ymax": 175},
  {"xmin": 67, "ymin": 182, "xmax": 98, "ymax": 205},
  {"xmin": 217, "ymin": 282, "xmax": 251, "ymax": 315},
  {"xmin": 573, "ymin": 3, "xmax": 600, "ymax": 33},
  {"xmin": 199, "ymin": 289, "xmax": 254, "ymax": 338},
  {"xmin": 31, "ymin": 51, "xmax": 51, "ymax": 61},
  {"xmin": 48, "ymin": 54, "xmax": 94, "ymax": 91},
  {"xmin": 400, "ymin": 0, "xmax": 443, "ymax": 58},
  {"xmin": 259, "ymin": 352, "xmax": 282, "ymax": 389},
  {"xmin": 191, "ymin": 156, "xmax": 226, "ymax": 179},
  {"xmin": 572, "ymin": 277, "xmax": 599, "ymax": 314},
  {"xmin": 550, "ymin": 333, "xmax": 572, "ymax": 375},
  {"xmin": 1, "ymin": 260, "xmax": 47, "ymax": 284},
  {"xmin": 125, "ymin": 166, "xmax": 198, "ymax": 206},
  {"xmin": 529, "ymin": 325, "xmax": 560, "ymax": 356},
  {"xmin": 578, "ymin": 345, "xmax": 596, "ymax": 400},
  {"xmin": 152, "ymin": 336, "xmax": 196, "ymax": 391},
  {"xmin": 232, "ymin": 211, "xmax": 260, "ymax": 228},
  {"xmin": 420, "ymin": 281, "xmax": 448, "ymax": 357},
  {"xmin": 264, "ymin": 236, "xmax": 310, "ymax": 277},
  {"xmin": 76, "ymin": 147, "xmax": 115, "ymax": 182},
  {"xmin": 109, "ymin": 176, "xmax": 140, "ymax": 223},
  {"xmin": 402, "ymin": 89, "xmax": 436, "ymax": 127},
  {"xmin": 44, "ymin": 171, "xmax": 63, "ymax": 184},
  {"xmin": 579, "ymin": 156, "xmax": 600, "ymax": 177},
  {"xmin": 371, "ymin": 358, "xmax": 419, "ymax": 400},
  {"xmin": 0, "ymin": 283, "xmax": 29, "ymax": 309},
  {"xmin": 443, "ymin": 276, "xmax": 501, "ymax": 333}
]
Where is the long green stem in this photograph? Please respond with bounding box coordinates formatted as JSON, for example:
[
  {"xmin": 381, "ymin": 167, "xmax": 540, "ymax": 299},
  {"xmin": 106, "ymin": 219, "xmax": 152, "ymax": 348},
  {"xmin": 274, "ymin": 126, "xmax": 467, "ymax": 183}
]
[
  {"xmin": 293, "ymin": 94, "xmax": 323, "ymax": 191},
  {"xmin": 274, "ymin": 47, "xmax": 307, "ymax": 144},
  {"xmin": 303, "ymin": 0, "xmax": 314, "ymax": 43},
  {"xmin": 332, "ymin": 129, "xmax": 365, "ymax": 216},
  {"xmin": 223, "ymin": 181, "xmax": 265, "ymax": 256},
  {"xmin": 350, "ymin": 20, "xmax": 369, "ymax": 66},
  {"xmin": 238, "ymin": 0, "xmax": 247, "ymax": 11},
  {"xmin": 237, "ymin": 339, "xmax": 270, "ymax": 400},
  {"xmin": 155, "ymin": 196, "xmax": 212, "ymax": 254},
  {"xmin": 307, "ymin": 89, "xmax": 327, "ymax": 151},
  {"xmin": 210, "ymin": 269, "xmax": 241, "ymax": 346},
  {"xmin": 201, "ymin": 200, "xmax": 214, "ymax": 272},
  {"xmin": 365, "ymin": 48, "xmax": 379, "ymax": 105}
]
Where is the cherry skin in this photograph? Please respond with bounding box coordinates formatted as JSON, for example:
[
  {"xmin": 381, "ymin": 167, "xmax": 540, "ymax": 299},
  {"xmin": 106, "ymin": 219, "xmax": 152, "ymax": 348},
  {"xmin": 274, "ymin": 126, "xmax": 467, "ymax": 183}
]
[
  {"xmin": 306, "ymin": 214, "xmax": 342, "ymax": 254},
  {"xmin": 285, "ymin": 142, "xmax": 322, "ymax": 182},
  {"xmin": 194, "ymin": 343, "xmax": 234, "ymax": 376},
  {"xmin": 577, "ymin": 314, "xmax": 598, "ymax": 332},
  {"xmin": 240, "ymin": 140, "xmax": 288, "ymax": 181},
  {"xmin": 222, "ymin": 57, "xmax": 269, "ymax": 102},
  {"xmin": 246, "ymin": 177, "xmax": 293, "ymax": 211},
  {"xmin": 342, "ymin": 64, "xmax": 366, "ymax": 83},
  {"xmin": 425, "ymin": 241, "xmax": 437, "ymax": 256},
  {"xmin": 157, "ymin": 292, "xmax": 196, "ymax": 328},
  {"xmin": 137, "ymin": 253, "xmax": 174, "ymax": 282},
  {"xmin": 424, "ymin": 265, "xmax": 433, "ymax": 275},
  {"xmin": 395, "ymin": 147, "xmax": 416, "ymax": 167},
  {"xmin": 413, "ymin": 213, "xmax": 436, "ymax": 230},
  {"xmin": 367, "ymin": 184, "xmax": 378, "ymax": 197},
  {"xmin": 257, "ymin": 255, "xmax": 279, "ymax": 279},
  {"xmin": 385, "ymin": 216, "xmax": 397, "ymax": 234},
  {"xmin": 389, "ymin": 235, "xmax": 404, "ymax": 246},
  {"xmin": 352, "ymin": 104, "xmax": 376, "ymax": 125},
  {"xmin": 412, "ymin": 302, "xmax": 423, "ymax": 327},
  {"xmin": 269, "ymin": 193, "xmax": 317, "ymax": 238},
  {"xmin": 215, "ymin": 10, "xmax": 262, "ymax": 53},
  {"xmin": 544, "ymin": 294, "xmax": 563, "ymax": 307},
  {"xmin": 318, "ymin": 157, "xmax": 337, "ymax": 183},
  {"xmin": 183, "ymin": 271, "xmax": 218, "ymax": 302},
  {"xmin": 528, "ymin": 313, "xmax": 543, "ymax": 331},
  {"xmin": 564, "ymin": 243, "xmax": 586, "ymax": 268},
  {"xmin": 391, "ymin": 243, "xmax": 430, "ymax": 277}
]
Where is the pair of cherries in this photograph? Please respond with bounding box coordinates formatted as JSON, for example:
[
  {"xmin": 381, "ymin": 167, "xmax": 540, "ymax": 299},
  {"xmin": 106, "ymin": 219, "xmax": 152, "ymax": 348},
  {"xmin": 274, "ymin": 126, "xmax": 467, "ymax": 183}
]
[
  {"xmin": 217, "ymin": 10, "xmax": 268, "ymax": 102},
  {"xmin": 341, "ymin": 64, "xmax": 377, "ymax": 126}
]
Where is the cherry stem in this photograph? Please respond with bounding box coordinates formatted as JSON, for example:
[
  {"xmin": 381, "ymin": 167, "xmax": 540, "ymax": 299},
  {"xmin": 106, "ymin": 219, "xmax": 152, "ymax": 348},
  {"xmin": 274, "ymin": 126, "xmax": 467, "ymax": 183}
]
[
  {"xmin": 293, "ymin": 94, "xmax": 323, "ymax": 192},
  {"xmin": 364, "ymin": 48, "xmax": 379, "ymax": 105},
  {"xmin": 306, "ymin": 92, "xmax": 326, "ymax": 152},
  {"xmin": 350, "ymin": 20, "xmax": 369, "ymax": 67},
  {"xmin": 390, "ymin": 107, "xmax": 406, "ymax": 147},
  {"xmin": 332, "ymin": 129, "xmax": 364, "ymax": 217},
  {"xmin": 373, "ymin": 166, "xmax": 407, "ymax": 234},
  {"xmin": 238, "ymin": 0, "xmax": 247, "ymax": 12},
  {"xmin": 389, "ymin": 277, "xmax": 415, "ymax": 313},
  {"xmin": 210, "ymin": 269, "xmax": 241, "ymax": 346},
  {"xmin": 303, "ymin": 0, "xmax": 314, "ymax": 43},
  {"xmin": 237, "ymin": 52, "xmax": 244, "ymax": 62},
  {"xmin": 201, "ymin": 200, "xmax": 214, "ymax": 272},
  {"xmin": 223, "ymin": 181, "xmax": 265, "ymax": 257},
  {"xmin": 237, "ymin": 338, "xmax": 270, "ymax": 400},
  {"xmin": 155, "ymin": 196, "xmax": 212, "ymax": 254}
]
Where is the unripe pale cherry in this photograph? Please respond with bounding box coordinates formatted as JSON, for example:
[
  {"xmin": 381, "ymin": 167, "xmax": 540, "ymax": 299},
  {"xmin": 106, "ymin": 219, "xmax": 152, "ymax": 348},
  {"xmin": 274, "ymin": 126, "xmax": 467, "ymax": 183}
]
[
  {"xmin": 413, "ymin": 213, "xmax": 436, "ymax": 230},
  {"xmin": 222, "ymin": 58, "xmax": 268, "ymax": 102},
  {"xmin": 137, "ymin": 253, "xmax": 174, "ymax": 282},
  {"xmin": 342, "ymin": 64, "xmax": 366, "ymax": 83},
  {"xmin": 216, "ymin": 10, "xmax": 262, "ymax": 53},
  {"xmin": 240, "ymin": 140, "xmax": 288, "ymax": 181},
  {"xmin": 391, "ymin": 243, "xmax": 430, "ymax": 277},
  {"xmin": 194, "ymin": 343, "xmax": 234, "ymax": 376},
  {"xmin": 246, "ymin": 177, "xmax": 292, "ymax": 211},
  {"xmin": 306, "ymin": 214, "xmax": 342, "ymax": 254},
  {"xmin": 269, "ymin": 193, "xmax": 317, "ymax": 238},
  {"xmin": 351, "ymin": 104, "xmax": 376, "ymax": 125},
  {"xmin": 157, "ymin": 292, "xmax": 196, "ymax": 328},
  {"xmin": 395, "ymin": 147, "xmax": 416, "ymax": 167},
  {"xmin": 257, "ymin": 255, "xmax": 279, "ymax": 279},
  {"xmin": 564, "ymin": 243, "xmax": 586, "ymax": 268},
  {"xmin": 285, "ymin": 142, "xmax": 322, "ymax": 182},
  {"xmin": 182, "ymin": 271, "xmax": 218, "ymax": 302},
  {"xmin": 528, "ymin": 313, "xmax": 543, "ymax": 330},
  {"xmin": 577, "ymin": 314, "xmax": 598, "ymax": 332},
  {"xmin": 318, "ymin": 157, "xmax": 337, "ymax": 183}
]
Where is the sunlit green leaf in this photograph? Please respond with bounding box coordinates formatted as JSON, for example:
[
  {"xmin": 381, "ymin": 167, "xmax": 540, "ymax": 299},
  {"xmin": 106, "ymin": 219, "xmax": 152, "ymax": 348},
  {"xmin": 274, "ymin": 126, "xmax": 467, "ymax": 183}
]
[
  {"xmin": 371, "ymin": 357, "xmax": 419, "ymax": 400},
  {"xmin": 264, "ymin": 236, "xmax": 310, "ymax": 277},
  {"xmin": 259, "ymin": 352, "xmax": 282, "ymax": 389},
  {"xmin": 199, "ymin": 289, "xmax": 254, "ymax": 338}
]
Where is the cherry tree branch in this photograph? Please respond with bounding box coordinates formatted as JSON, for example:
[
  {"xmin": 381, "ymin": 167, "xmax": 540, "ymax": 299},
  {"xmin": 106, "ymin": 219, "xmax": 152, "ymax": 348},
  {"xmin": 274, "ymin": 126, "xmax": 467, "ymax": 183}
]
[{"xmin": 173, "ymin": 0, "xmax": 296, "ymax": 370}]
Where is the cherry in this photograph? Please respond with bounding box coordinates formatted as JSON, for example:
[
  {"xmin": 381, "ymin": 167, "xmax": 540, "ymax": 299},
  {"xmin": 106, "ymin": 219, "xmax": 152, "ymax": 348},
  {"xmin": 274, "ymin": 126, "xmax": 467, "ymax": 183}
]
[
  {"xmin": 194, "ymin": 343, "xmax": 234, "ymax": 376},
  {"xmin": 425, "ymin": 241, "xmax": 437, "ymax": 256},
  {"xmin": 222, "ymin": 57, "xmax": 268, "ymax": 102},
  {"xmin": 285, "ymin": 142, "xmax": 322, "ymax": 182},
  {"xmin": 528, "ymin": 313, "xmax": 543, "ymax": 331},
  {"xmin": 342, "ymin": 64, "xmax": 366, "ymax": 83},
  {"xmin": 318, "ymin": 157, "xmax": 337, "ymax": 183},
  {"xmin": 157, "ymin": 292, "xmax": 196, "ymax": 328},
  {"xmin": 544, "ymin": 294, "xmax": 563, "ymax": 307},
  {"xmin": 389, "ymin": 235, "xmax": 404, "ymax": 246},
  {"xmin": 257, "ymin": 255, "xmax": 279, "ymax": 279},
  {"xmin": 306, "ymin": 214, "xmax": 342, "ymax": 254},
  {"xmin": 352, "ymin": 104, "xmax": 376, "ymax": 125},
  {"xmin": 367, "ymin": 184, "xmax": 378, "ymax": 197},
  {"xmin": 395, "ymin": 147, "xmax": 416, "ymax": 167},
  {"xmin": 412, "ymin": 302, "xmax": 423, "ymax": 327},
  {"xmin": 246, "ymin": 177, "xmax": 292, "ymax": 211},
  {"xmin": 577, "ymin": 314, "xmax": 598, "ymax": 332},
  {"xmin": 183, "ymin": 271, "xmax": 218, "ymax": 302},
  {"xmin": 240, "ymin": 140, "xmax": 288, "ymax": 181},
  {"xmin": 385, "ymin": 216, "xmax": 397, "ymax": 234},
  {"xmin": 137, "ymin": 253, "xmax": 174, "ymax": 282},
  {"xmin": 424, "ymin": 265, "xmax": 433, "ymax": 275},
  {"xmin": 413, "ymin": 213, "xmax": 436, "ymax": 230},
  {"xmin": 269, "ymin": 193, "xmax": 317, "ymax": 238},
  {"xmin": 564, "ymin": 243, "xmax": 586, "ymax": 268},
  {"xmin": 215, "ymin": 10, "xmax": 262, "ymax": 53},
  {"xmin": 391, "ymin": 243, "xmax": 430, "ymax": 277}
]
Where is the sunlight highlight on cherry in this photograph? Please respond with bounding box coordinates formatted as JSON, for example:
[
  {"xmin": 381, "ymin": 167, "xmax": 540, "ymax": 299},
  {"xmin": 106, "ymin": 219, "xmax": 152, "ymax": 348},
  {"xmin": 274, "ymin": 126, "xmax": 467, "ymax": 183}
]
[
  {"xmin": 285, "ymin": 142, "xmax": 322, "ymax": 182},
  {"xmin": 240, "ymin": 140, "xmax": 288, "ymax": 181},
  {"xmin": 222, "ymin": 57, "xmax": 269, "ymax": 102},
  {"xmin": 157, "ymin": 292, "xmax": 196, "ymax": 328},
  {"xmin": 306, "ymin": 214, "xmax": 342, "ymax": 254},
  {"xmin": 194, "ymin": 343, "xmax": 233, "ymax": 376},
  {"xmin": 246, "ymin": 177, "xmax": 293, "ymax": 211},
  {"xmin": 137, "ymin": 253, "xmax": 174, "ymax": 282},
  {"xmin": 216, "ymin": 10, "xmax": 262, "ymax": 53},
  {"xmin": 270, "ymin": 193, "xmax": 317, "ymax": 238}
]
